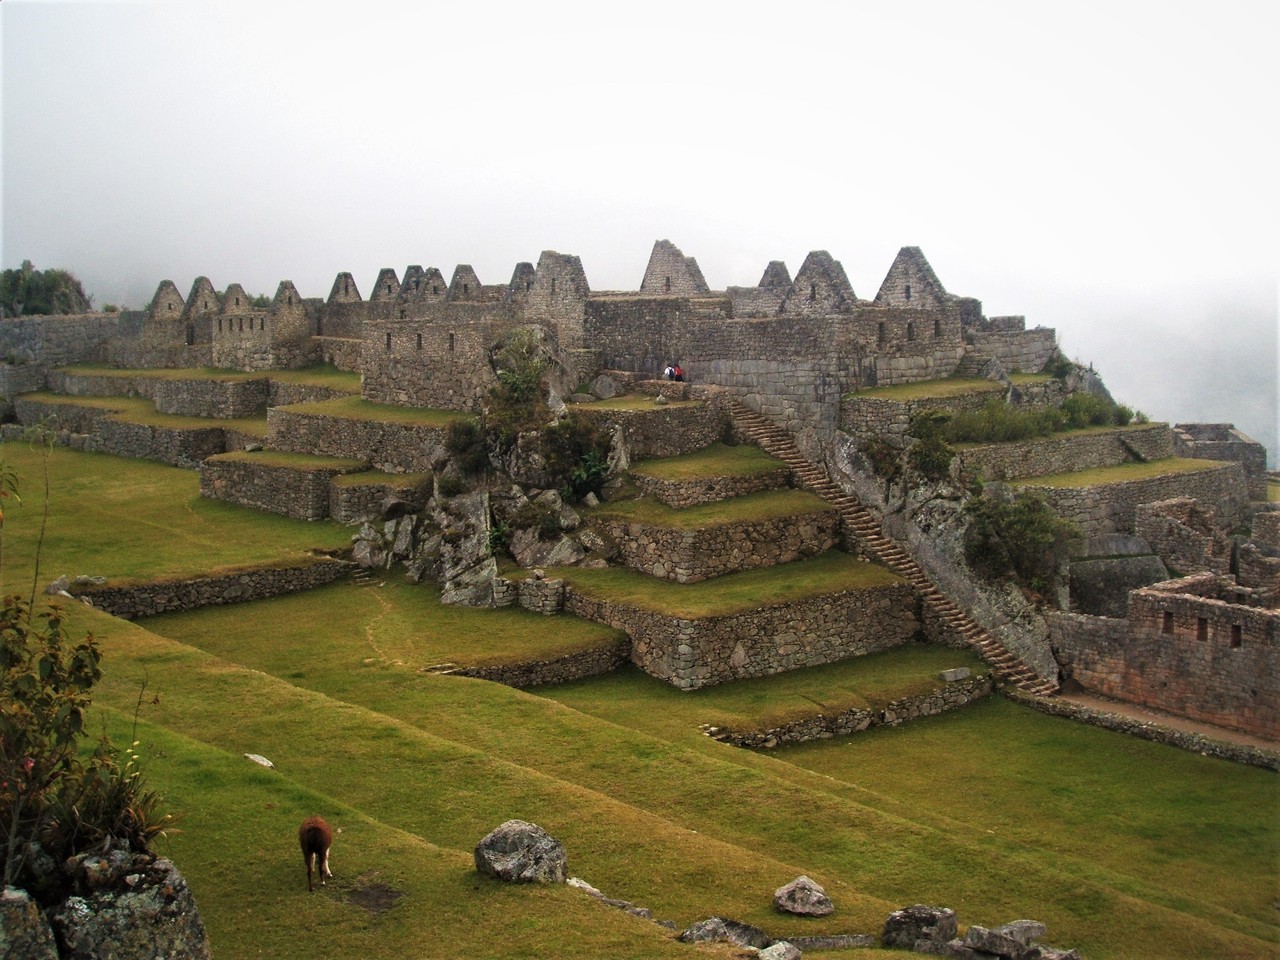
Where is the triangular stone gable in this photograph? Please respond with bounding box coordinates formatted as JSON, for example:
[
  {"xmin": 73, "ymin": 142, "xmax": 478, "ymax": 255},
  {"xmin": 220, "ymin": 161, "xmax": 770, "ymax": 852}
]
[
  {"xmin": 420, "ymin": 268, "xmax": 448, "ymax": 300},
  {"xmin": 639, "ymin": 239, "xmax": 710, "ymax": 296},
  {"xmin": 147, "ymin": 280, "xmax": 185, "ymax": 318},
  {"xmin": 271, "ymin": 280, "xmax": 303, "ymax": 311},
  {"xmin": 448, "ymin": 265, "xmax": 482, "ymax": 301},
  {"xmin": 183, "ymin": 277, "xmax": 219, "ymax": 316},
  {"xmin": 507, "ymin": 262, "xmax": 536, "ymax": 301},
  {"xmin": 758, "ymin": 261, "xmax": 791, "ymax": 292},
  {"xmin": 781, "ymin": 251, "xmax": 856, "ymax": 315},
  {"xmin": 531, "ymin": 251, "xmax": 589, "ymax": 301},
  {"xmin": 327, "ymin": 272, "xmax": 362, "ymax": 303},
  {"xmin": 370, "ymin": 268, "xmax": 401, "ymax": 302},
  {"xmin": 221, "ymin": 283, "xmax": 253, "ymax": 313},
  {"xmin": 873, "ymin": 246, "xmax": 949, "ymax": 308}
]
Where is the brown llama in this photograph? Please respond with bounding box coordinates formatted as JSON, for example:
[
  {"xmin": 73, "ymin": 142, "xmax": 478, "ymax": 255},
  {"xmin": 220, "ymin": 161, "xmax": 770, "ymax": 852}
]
[{"xmin": 298, "ymin": 815, "xmax": 333, "ymax": 892}]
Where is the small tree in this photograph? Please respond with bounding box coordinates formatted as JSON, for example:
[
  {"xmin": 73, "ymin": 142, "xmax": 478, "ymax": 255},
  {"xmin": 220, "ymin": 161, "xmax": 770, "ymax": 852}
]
[{"xmin": 964, "ymin": 489, "xmax": 1079, "ymax": 594}]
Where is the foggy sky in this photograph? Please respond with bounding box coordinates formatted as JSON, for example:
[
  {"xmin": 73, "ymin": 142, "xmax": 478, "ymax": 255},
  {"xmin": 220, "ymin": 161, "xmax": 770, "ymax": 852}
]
[{"xmin": 2, "ymin": 0, "xmax": 1276, "ymax": 462}]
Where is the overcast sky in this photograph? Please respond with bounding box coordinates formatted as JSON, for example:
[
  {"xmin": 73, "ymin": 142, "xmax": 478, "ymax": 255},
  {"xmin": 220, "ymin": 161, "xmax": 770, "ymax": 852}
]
[{"xmin": 2, "ymin": 0, "xmax": 1276, "ymax": 462}]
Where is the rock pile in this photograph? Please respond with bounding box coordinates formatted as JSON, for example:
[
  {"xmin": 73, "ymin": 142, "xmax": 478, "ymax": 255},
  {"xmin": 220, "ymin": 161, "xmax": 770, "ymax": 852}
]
[{"xmin": 884, "ymin": 904, "xmax": 1080, "ymax": 959}]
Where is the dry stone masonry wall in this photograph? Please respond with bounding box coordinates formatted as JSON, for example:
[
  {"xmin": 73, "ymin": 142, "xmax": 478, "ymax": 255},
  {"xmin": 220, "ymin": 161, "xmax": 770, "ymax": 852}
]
[
  {"xmin": 956, "ymin": 424, "xmax": 1174, "ymax": 482},
  {"xmin": 631, "ymin": 465, "xmax": 792, "ymax": 508},
  {"xmin": 200, "ymin": 453, "xmax": 368, "ymax": 520}
]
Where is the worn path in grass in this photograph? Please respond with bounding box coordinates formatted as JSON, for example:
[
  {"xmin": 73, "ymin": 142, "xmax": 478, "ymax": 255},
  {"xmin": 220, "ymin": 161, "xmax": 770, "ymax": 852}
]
[{"xmin": 121, "ymin": 593, "xmax": 1279, "ymax": 959}]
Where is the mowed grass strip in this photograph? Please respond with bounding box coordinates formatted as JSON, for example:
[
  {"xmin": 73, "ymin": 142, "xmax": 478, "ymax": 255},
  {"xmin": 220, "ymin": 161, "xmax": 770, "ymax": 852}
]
[
  {"xmin": 273, "ymin": 394, "xmax": 466, "ymax": 427},
  {"xmin": 0, "ymin": 442, "xmax": 351, "ymax": 588},
  {"xmin": 1018, "ymin": 457, "xmax": 1229, "ymax": 488},
  {"xmin": 588, "ymin": 488, "xmax": 834, "ymax": 529},
  {"xmin": 578, "ymin": 395, "xmax": 702, "ymax": 411},
  {"xmin": 629, "ymin": 442, "xmax": 785, "ymax": 480},
  {"xmin": 57, "ymin": 362, "xmax": 362, "ymax": 393},
  {"xmin": 208, "ymin": 449, "xmax": 368, "ymax": 472},
  {"xmin": 17, "ymin": 391, "xmax": 267, "ymax": 433},
  {"xmin": 551, "ymin": 551, "xmax": 903, "ymax": 618},
  {"xmin": 847, "ymin": 377, "xmax": 1006, "ymax": 401},
  {"xmin": 330, "ymin": 470, "xmax": 431, "ymax": 489},
  {"xmin": 137, "ymin": 578, "xmax": 626, "ymax": 670}
]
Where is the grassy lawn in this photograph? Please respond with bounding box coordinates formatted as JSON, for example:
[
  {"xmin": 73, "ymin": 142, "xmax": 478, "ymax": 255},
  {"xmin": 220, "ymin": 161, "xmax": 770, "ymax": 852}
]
[
  {"xmin": 578, "ymin": 395, "xmax": 702, "ymax": 411},
  {"xmin": 273, "ymin": 394, "xmax": 466, "ymax": 427},
  {"xmin": 1019, "ymin": 457, "xmax": 1228, "ymax": 488},
  {"xmin": 57, "ymin": 363, "xmax": 362, "ymax": 393},
  {"xmin": 17, "ymin": 391, "xmax": 268, "ymax": 433},
  {"xmin": 951, "ymin": 422, "xmax": 1165, "ymax": 450},
  {"xmin": 552, "ymin": 551, "xmax": 904, "ymax": 618},
  {"xmin": 629, "ymin": 441, "xmax": 785, "ymax": 480},
  {"xmin": 4, "ymin": 445, "xmax": 1276, "ymax": 960},
  {"xmin": 1268, "ymin": 478, "xmax": 1280, "ymax": 503},
  {"xmin": 330, "ymin": 470, "xmax": 431, "ymax": 489},
  {"xmin": 588, "ymin": 488, "xmax": 833, "ymax": 529},
  {"xmin": 0, "ymin": 442, "xmax": 350, "ymax": 590},
  {"xmin": 208, "ymin": 449, "xmax": 369, "ymax": 472},
  {"xmin": 846, "ymin": 377, "xmax": 1006, "ymax": 402}
]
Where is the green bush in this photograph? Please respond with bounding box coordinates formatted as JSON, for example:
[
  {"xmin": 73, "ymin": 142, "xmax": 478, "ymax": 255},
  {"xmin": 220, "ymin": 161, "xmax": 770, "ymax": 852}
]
[
  {"xmin": 862, "ymin": 435, "xmax": 903, "ymax": 483},
  {"xmin": 445, "ymin": 419, "xmax": 490, "ymax": 476},
  {"xmin": 963, "ymin": 490, "xmax": 1079, "ymax": 593},
  {"xmin": 907, "ymin": 411, "xmax": 955, "ymax": 482}
]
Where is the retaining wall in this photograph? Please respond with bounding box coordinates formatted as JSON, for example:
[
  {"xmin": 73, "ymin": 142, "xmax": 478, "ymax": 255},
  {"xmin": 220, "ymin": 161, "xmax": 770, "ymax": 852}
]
[
  {"xmin": 576, "ymin": 398, "xmax": 730, "ymax": 460},
  {"xmin": 839, "ymin": 387, "xmax": 1005, "ymax": 447},
  {"xmin": 72, "ymin": 558, "xmax": 354, "ymax": 619},
  {"xmin": 631, "ymin": 465, "xmax": 791, "ymax": 507},
  {"xmin": 564, "ymin": 580, "xmax": 918, "ymax": 689},
  {"xmin": 956, "ymin": 424, "xmax": 1173, "ymax": 482},
  {"xmin": 453, "ymin": 638, "xmax": 631, "ymax": 688},
  {"xmin": 200, "ymin": 453, "xmax": 368, "ymax": 520},
  {"xmin": 967, "ymin": 327, "xmax": 1057, "ymax": 373},
  {"xmin": 267, "ymin": 407, "xmax": 449, "ymax": 472}
]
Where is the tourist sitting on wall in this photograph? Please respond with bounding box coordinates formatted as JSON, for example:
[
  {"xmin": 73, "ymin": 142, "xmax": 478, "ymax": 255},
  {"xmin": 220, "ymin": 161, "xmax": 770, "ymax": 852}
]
[{"xmin": 673, "ymin": 364, "xmax": 684, "ymax": 382}]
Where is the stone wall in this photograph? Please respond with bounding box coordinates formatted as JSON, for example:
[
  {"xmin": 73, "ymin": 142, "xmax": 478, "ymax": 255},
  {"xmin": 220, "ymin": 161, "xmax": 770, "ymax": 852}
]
[
  {"xmin": 72, "ymin": 558, "xmax": 354, "ymax": 619},
  {"xmin": 12, "ymin": 398, "xmax": 227, "ymax": 467},
  {"xmin": 956, "ymin": 424, "xmax": 1174, "ymax": 482},
  {"xmin": 1019, "ymin": 462, "xmax": 1247, "ymax": 537},
  {"xmin": 1047, "ymin": 577, "xmax": 1279, "ymax": 739},
  {"xmin": 713, "ymin": 673, "xmax": 993, "ymax": 748},
  {"xmin": 564, "ymin": 580, "xmax": 918, "ymax": 689},
  {"xmin": 266, "ymin": 407, "xmax": 448, "ymax": 473},
  {"xmin": 576, "ymin": 399, "xmax": 730, "ymax": 460},
  {"xmin": 0, "ymin": 313, "xmax": 122, "ymax": 367},
  {"xmin": 45, "ymin": 369, "xmax": 155, "ymax": 399},
  {"xmin": 330, "ymin": 473, "xmax": 431, "ymax": 524},
  {"xmin": 452, "ymin": 637, "xmax": 631, "ymax": 688},
  {"xmin": 631, "ymin": 466, "xmax": 792, "ymax": 508},
  {"xmin": 200, "ymin": 453, "xmax": 368, "ymax": 520},
  {"xmin": 1254, "ymin": 510, "xmax": 1280, "ymax": 550},
  {"xmin": 839, "ymin": 387, "xmax": 1005, "ymax": 447},
  {"xmin": 1133, "ymin": 497, "xmax": 1231, "ymax": 576},
  {"xmin": 1173, "ymin": 423, "xmax": 1269, "ymax": 500},
  {"xmin": 593, "ymin": 507, "xmax": 839, "ymax": 582},
  {"xmin": 966, "ymin": 327, "xmax": 1056, "ymax": 373},
  {"xmin": 312, "ymin": 336, "xmax": 362, "ymax": 371},
  {"xmin": 152, "ymin": 378, "xmax": 269, "ymax": 418}
]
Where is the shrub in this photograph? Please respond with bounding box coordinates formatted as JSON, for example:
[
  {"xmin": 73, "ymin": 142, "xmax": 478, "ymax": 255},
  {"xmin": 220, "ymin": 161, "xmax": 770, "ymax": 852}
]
[
  {"xmin": 446, "ymin": 419, "xmax": 490, "ymax": 476},
  {"xmin": 862, "ymin": 436, "xmax": 903, "ymax": 483},
  {"xmin": 907, "ymin": 411, "xmax": 955, "ymax": 482},
  {"xmin": 963, "ymin": 490, "xmax": 1079, "ymax": 594},
  {"xmin": 542, "ymin": 415, "xmax": 610, "ymax": 502},
  {"xmin": 1043, "ymin": 350, "xmax": 1075, "ymax": 380},
  {"xmin": 1061, "ymin": 392, "xmax": 1115, "ymax": 428},
  {"xmin": 437, "ymin": 474, "xmax": 466, "ymax": 498}
]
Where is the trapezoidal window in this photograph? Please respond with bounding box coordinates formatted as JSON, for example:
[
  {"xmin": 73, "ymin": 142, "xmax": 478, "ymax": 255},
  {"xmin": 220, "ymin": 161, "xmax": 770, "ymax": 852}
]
[
  {"xmin": 906, "ymin": 321, "xmax": 916, "ymax": 342},
  {"xmin": 259, "ymin": 317, "xmax": 265, "ymax": 331},
  {"xmin": 399, "ymin": 309, "xmax": 406, "ymax": 319},
  {"xmin": 385, "ymin": 284, "xmax": 392, "ymax": 295},
  {"xmin": 385, "ymin": 332, "xmax": 391, "ymax": 350},
  {"xmin": 904, "ymin": 283, "xmax": 912, "ymax": 301},
  {"xmin": 416, "ymin": 333, "xmax": 422, "ymax": 350},
  {"xmin": 550, "ymin": 278, "xmax": 556, "ymax": 295},
  {"xmin": 664, "ymin": 276, "xmax": 671, "ymax": 293},
  {"xmin": 414, "ymin": 279, "xmax": 420, "ymax": 291},
  {"xmin": 1162, "ymin": 612, "xmax": 1174, "ymax": 634},
  {"xmin": 809, "ymin": 283, "xmax": 817, "ymax": 302},
  {"xmin": 185, "ymin": 325, "xmax": 194, "ymax": 346},
  {"xmin": 238, "ymin": 318, "xmax": 244, "ymax": 332},
  {"xmin": 877, "ymin": 322, "xmax": 886, "ymax": 346},
  {"xmin": 1196, "ymin": 617, "xmax": 1208, "ymax": 641},
  {"xmin": 218, "ymin": 318, "xmax": 223, "ymax": 333},
  {"xmin": 526, "ymin": 280, "xmax": 532, "ymax": 292},
  {"xmin": 432, "ymin": 285, "xmax": 439, "ymax": 295},
  {"xmin": 317, "ymin": 318, "xmax": 324, "ymax": 336},
  {"xmin": 463, "ymin": 284, "xmax": 470, "ymax": 294},
  {"xmin": 287, "ymin": 295, "xmax": 293, "ymax": 306},
  {"xmin": 1230, "ymin": 624, "xmax": 1242, "ymax": 648},
  {"xmin": 343, "ymin": 281, "xmax": 349, "ymax": 295},
  {"xmin": 448, "ymin": 333, "xmax": 455, "ymax": 352},
  {"xmin": 934, "ymin": 318, "xmax": 941, "ymax": 338}
]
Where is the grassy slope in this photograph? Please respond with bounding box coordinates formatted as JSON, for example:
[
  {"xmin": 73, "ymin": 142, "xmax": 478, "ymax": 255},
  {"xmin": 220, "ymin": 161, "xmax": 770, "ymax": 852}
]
[
  {"xmin": 18, "ymin": 391, "xmax": 268, "ymax": 433},
  {"xmin": 587, "ymin": 488, "xmax": 834, "ymax": 529},
  {"xmin": 629, "ymin": 442, "xmax": 785, "ymax": 480},
  {"xmin": 1020, "ymin": 457, "xmax": 1230, "ymax": 488},
  {"xmin": 3, "ymin": 444, "xmax": 1275, "ymax": 959}
]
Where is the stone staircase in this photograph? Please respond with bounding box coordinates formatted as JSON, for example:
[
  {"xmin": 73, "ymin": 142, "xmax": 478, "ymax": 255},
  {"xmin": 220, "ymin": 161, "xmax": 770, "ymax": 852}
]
[{"xmin": 727, "ymin": 400, "xmax": 1058, "ymax": 697}]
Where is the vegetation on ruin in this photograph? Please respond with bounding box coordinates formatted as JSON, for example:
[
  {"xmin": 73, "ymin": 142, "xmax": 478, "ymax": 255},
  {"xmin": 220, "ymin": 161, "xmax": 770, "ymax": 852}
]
[
  {"xmin": 0, "ymin": 260, "xmax": 93, "ymax": 317},
  {"xmin": 1021, "ymin": 457, "xmax": 1229, "ymax": 489},
  {"xmin": 551, "ymin": 551, "xmax": 903, "ymax": 618},
  {"xmin": 628, "ymin": 441, "xmax": 784, "ymax": 480},
  {"xmin": 944, "ymin": 394, "xmax": 1140, "ymax": 445},
  {"xmin": 15, "ymin": 391, "xmax": 269, "ymax": 436},
  {"xmin": 588, "ymin": 488, "xmax": 835, "ymax": 529},
  {"xmin": 963, "ymin": 489, "xmax": 1081, "ymax": 593},
  {"xmin": 208, "ymin": 450, "xmax": 368, "ymax": 472},
  {"xmin": 845, "ymin": 376, "xmax": 1006, "ymax": 401},
  {"xmin": 583, "ymin": 395, "xmax": 703, "ymax": 411}
]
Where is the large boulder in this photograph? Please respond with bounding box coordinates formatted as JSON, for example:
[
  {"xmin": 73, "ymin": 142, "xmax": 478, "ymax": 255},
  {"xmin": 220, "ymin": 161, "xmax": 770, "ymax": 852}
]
[
  {"xmin": 759, "ymin": 942, "xmax": 802, "ymax": 960},
  {"xmin": 0, "ymin": 887, "xmax": 58, "ymax": 960},
  {"xmin": 677, "ymin": 917, "xmax": 771, "ymax": 949},
  {"xmin": 50, "ymin": 850, "xmax": 210, "ymax": 960},
  {"xmin": 474, "ymin": 820, "xmax": 567, "ymax": 884},
  {"xmin": 881, "ymin": 904, "xmax": 958, "ymax": 948},
  {"xmin": 773, "ymin": 875, "xmax": 834, "ymax": 916}
]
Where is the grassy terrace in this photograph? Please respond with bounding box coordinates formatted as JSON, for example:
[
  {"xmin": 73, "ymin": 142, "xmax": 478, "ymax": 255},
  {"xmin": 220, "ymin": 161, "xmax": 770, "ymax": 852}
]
[
  {"xmin": 551, "ymin": 551, "xmax": 903, "ymax": 618},
  {"xmin": 330, "ymin": 469, "xmax": 431, "ymax": 489},
  {"xmin": 576, "ymin": 395, "xmax": 702, "ymax": 411},
  {"xmin": 845, "ymin": 376, "xmax": 1007, "ymax": 401},
  {"xmin": 0, "ymin": 442, "xmax": 350, "ymax": 588},
  {"xmin": 3, "ymin": 445, "xmax": 1276, "ymax": 960},
  {"xmin": 1018, "ymin": 457, "xmax": 1228, "ymax": 489},
  {"xmin": 56, "ymin": 363, "xmax": 363, "ymax": 392},
  {"xmin": 950, "ymin": 421, "xmax": 1164, "ymax": 450},
  {"xmin": 589, "ymin": 488, "xmax": 833, "ymax": 529},
  {"xmin": 629, "ymin": 441, "xmax": 785, "ymax": 480},
  {"xmin": 209, "ymin": 449, "xmax": 368, "ymax": 471},
  {"xmin": 273, "ymin": 394, "xmax": 465, "ymax": 426},
  {"xmin": 16, "ymin": 391, "xmax": 269, "ymax": 436}
]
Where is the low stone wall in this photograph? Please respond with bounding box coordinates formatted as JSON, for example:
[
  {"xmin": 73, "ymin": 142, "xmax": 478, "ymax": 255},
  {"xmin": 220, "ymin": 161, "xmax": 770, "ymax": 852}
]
[
  {"xmin": 267, "ymin": 381, "xmax": 356, "ymax": 407},
  {"xmin": 1173, "ymin": 423, "xmax": 1269, "ymax": 500},
  {"xmin": 453, "ymin": 638, "xmax": 631, "ymax": 688},
  {"xmin": 967, "ymin": 327, "xmax": 1057, "ymax": 373},
  {"xmin": 92, "ymin": 417, "xmax": 228, "ymax": 467},
  {"xmin": 312, "ymin": 336, "xmax": 362, "ymax": 372},
  {"xmin": 576, "ymin": 399, "xmax": 729, "ymax": 460},
  {"xmin": 564, "ymin": 581, "xmax": 918, "ymax": 689},
  {"xmin": 71, "ymin": 558, "xmax": 354, "ymax": 619},
  {"xmin": 14, "ymin": 396, "xmax": 112, "ymax": 433},
  {"xmin": 1254, "ymin": 511, "xmax": 1280, "ymax": 551},
  {"xmin": 840, "ymin": 388, "xmax": 1004, "ymax": 447},
  {"xmin": 1006, "ymin": 689, "xmax": 1280, "ymax": 771},
  {"xmin": 201, "ymin": 453, "xmax": 367, "ymax": 520},
  {"xmin": 46, "ymin": 369, "xmax": 154, "ymax": 399},
  {"xmin": 267, "ymin": 407, "xmax": 448, "ymax": 473},
  {"xmin": 1, "ymin": 363, "xmax": 49, "ymax": 399},
  {"xmin": 631, "ymin": 466, "xmax": 791, "ymax": 507},
  {"xmin": 329, "ymin": 474, "xmax": 431, "ymax": 524},
  {"xmin": 152, "ymin": 378, "xmax": 269, "ymax": 419},
  {"xmin": 714, "ymin": 673, "xmax": 993, "ymax": 748},
  {"xmin": 593, "ymin": 507, "xmax": 839, "ymax": 582},
  {"xmin": 956, "ymin": 424, "xmax": 1173, "ymax": 482},
  {"xmin": 1019, "ymin": 462, "xmax": 1247, "ymax": 537}
]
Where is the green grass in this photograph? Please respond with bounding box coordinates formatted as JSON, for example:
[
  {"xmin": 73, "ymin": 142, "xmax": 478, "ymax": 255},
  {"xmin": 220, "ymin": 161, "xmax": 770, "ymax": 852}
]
[
  {"xmin": 579, "ymin": 395, "xmax": 702, "ymax": 411},
  {"xmin": 274, "ymin": 395, "xmax": 466, "ymax": 427},
  {"xmin": 551, "ymin": 551, "xmax": 904, "ymax": 618},
  {"xmin": 846, "ymin": 377, "xmax": 1006, "ymax": 401},
  {"xmin": 951, "ymin": 421, "xmax": 1163, "ymax": 450},
  {"xmin": 57, "ymin": 363, "xmax": 362, "ymax": 393},
  {"xmin": 629, "ymin": 442, "xmax": 785, "ymax": 480},
  {"xmin": 589, "ymin": 488, "xmax": 833, "ymax": 529},
  {"xmin": 1018, "ymin": 457, "xmax": 1228, "ymax": 489},
  {"xmin": 1268, "ymin": 479, "xmax": 1280, "ymax": 503},
  {"xmin": 0, "ymin": 442, "xmax": 350, "ymax": 590},
  {"xmin": 18, "ymin": 391, "xmax": 267, "ymax": 433},
  {"xmin": 5, "ymin": 445, "xmax": 1277, "ymax": 960},
  {"xmin": 208, "ymin": 450, "xmax": 369, "ymax": 472},
  {"xmin": 330, "ymin": 470, "xmax": 431, "ymax": 489}
]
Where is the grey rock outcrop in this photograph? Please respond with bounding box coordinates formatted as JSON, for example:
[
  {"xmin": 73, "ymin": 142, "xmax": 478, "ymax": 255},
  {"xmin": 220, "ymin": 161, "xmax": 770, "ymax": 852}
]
[
  {"xmin": 759, "ymin": 942, "xmax": 803, "ymax": 960},
  {"xmin": 882, "ymin": 904, "xmax": 958, "ymax": 948},
  {"xmin": 1, "ymin": 886, "xmax": 58, "ymax": 960},
  {"xmin": 474, "ymin": 820, "xmax": 567, "ymax": 884},
  {"xmin": 677, "ymin": 916, "xmax": 771, "ymax": 949},
  {"xmin": 773, "ymin": 875, "xmax": 834, "ymax": 916}
]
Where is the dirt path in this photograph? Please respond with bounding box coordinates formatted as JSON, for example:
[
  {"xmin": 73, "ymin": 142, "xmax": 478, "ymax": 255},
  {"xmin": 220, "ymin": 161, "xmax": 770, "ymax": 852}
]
[{"xmin": 1058, "ymin": 692, "xmax": 1277, "ymax": 752}]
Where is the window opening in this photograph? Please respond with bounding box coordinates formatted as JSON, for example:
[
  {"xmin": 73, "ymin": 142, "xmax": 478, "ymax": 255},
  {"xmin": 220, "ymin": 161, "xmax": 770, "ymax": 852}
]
[
  {"xmin": 1230, "ymin": 624, "xmax": 1242, "ymax": 648},
  {"xmin": 1197, "ymin": 618, "xmax": 1208, "ymax": 641},
  {"xmin": 1162, "ymin": 612, "xmax": 1174, "ymax": 634}
]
